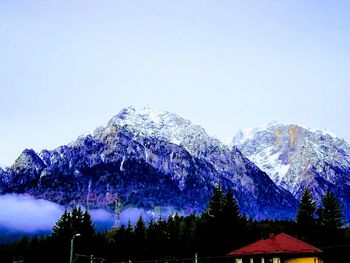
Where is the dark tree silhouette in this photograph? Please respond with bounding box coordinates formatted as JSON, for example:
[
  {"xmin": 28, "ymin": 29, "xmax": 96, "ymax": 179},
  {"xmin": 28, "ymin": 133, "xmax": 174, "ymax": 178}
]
[
  {"xmin": 296, "ymin": 188, "xmax": 316, "ymax": 240},
  {"xmin": 134, "ymin": 215, "xmax": 146, "ymax": 256},
  {"xmin": 317, "ymin": 190, "xmax": 345, "ymax": 243},
  {"xmin": 52, "ymin": 209, "xmax": 72, "ymax": 240},
  {"xmin": 207, "ymin": 184, "xmax": 223, "ymax": 219}
]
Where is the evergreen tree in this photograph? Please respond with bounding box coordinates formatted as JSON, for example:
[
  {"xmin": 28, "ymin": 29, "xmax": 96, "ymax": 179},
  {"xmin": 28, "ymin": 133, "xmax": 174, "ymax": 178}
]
[
  {"xmin": 52, "ymin": 206, "xmax": 96, "ymax": 249},
  {"xmin": 166, "ymin": 214, "xmax": 181, "ymax": 255},
  {"xmin": 156, "ymin": 217, "xmax": 168, "ymax": 254},
  {"xmin": 134, "ymin": 215, "xmax": 146, "ymax": 257},
  {"xmin": 207, "ymin": 184, "xmax": 223, "ymax": 219},
  {"xmin": 178, "ymin": 216, "xmax": 190, "ymax": 249},
  {"xmin": 126, "ymin": 220, "xmax": 133, "ymax": 233},
  {"xmin": 52, "ymin": 209, "xmax": 72, "ymax": 240},
  {"xmin": 203, "ymin": 186, "xmax": 246, "ymax": 255},
  {"xmin": 317, "ymin": 190, "xmax": 345, "ymax": 243},
  {"xmin": 71, "ymin": 206, "xmax": 84, "ymax": 235},
  {"xmin": 221, "ymin": 189, "xmax": 245, "ymax": 250},
  {"xmin": 82, "ymin": 209, "xmax": 96, "ymax": 238},
  {"xmin": 204, "ymin": 184, "xmax": 224, "ymax": 254},
  {"xmin": 135, "ymin": 215, "xmax": 146, "ymax": 241},
  {"xmin": 145, "ymin": 219, "xmax": 158, "ymax": 257},
  {"xmin": 112, "ymin": 224, "xmax": 134, "ymax": 260},
  {"xmin": 222, "ymin": 189, "xmax": 242, "ymax": 225},
  {"xmin": 296, "ymin": 188, "xmax": 316, "ymax": 240},
  {"xmin": 78, "ymin": 209, "xmax": 96, "ymax": 255},
  {"xmin": 51, "ymin": 209, "xmax": 73, "ymax": 263}
]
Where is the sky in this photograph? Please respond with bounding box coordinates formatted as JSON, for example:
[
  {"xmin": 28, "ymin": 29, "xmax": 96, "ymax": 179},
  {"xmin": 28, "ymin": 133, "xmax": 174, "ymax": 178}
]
[{"xmin": 1, "ymin": 0, "xmax": 350, "ymax": 167}]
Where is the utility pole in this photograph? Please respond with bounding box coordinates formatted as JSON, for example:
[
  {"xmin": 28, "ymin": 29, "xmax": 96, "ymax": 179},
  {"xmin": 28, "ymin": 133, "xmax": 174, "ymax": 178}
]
[{"xmin": 195, "ymin": 253, "xmax": 198, "ymax": 263}]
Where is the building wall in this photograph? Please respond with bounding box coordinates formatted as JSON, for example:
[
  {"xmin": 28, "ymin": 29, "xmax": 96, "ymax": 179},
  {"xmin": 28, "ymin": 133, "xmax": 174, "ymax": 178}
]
[
  {"xmin": 234, "ymin": 256, "xmax": 323, "ymax": 263},
  {"xmin": 284, "ymin": 257, "xmax": 323, "ymax": 263}
]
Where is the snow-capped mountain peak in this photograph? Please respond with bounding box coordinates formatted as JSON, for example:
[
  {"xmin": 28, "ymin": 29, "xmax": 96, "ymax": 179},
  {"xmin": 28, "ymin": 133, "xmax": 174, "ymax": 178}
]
[
  {"xmin": 232, "ymin": 122, "xmax": 350, "ymax": 219},
  {"xmin": 0, "ymin": 107, "xmax": 298, "ymax": 220},
  {"xmin": 232, "ymin": 121, "xmax": 283, "ymax": 146},
  {"xmin": 96, "ymin": 106, "xmax": 224, "ymax": 160}
]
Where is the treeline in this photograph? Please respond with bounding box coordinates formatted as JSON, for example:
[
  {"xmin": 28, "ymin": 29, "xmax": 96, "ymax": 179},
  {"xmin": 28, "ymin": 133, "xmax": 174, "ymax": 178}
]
[{"xmin": 0, "ymin": 187, "xmax": 349, "ymax": 263}]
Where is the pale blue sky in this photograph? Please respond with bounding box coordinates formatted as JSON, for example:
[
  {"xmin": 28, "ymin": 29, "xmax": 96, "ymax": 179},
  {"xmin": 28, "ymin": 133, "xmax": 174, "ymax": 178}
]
[{"xmin": 1, "ymin": 1, "xmax": 350, "ymax": 167}]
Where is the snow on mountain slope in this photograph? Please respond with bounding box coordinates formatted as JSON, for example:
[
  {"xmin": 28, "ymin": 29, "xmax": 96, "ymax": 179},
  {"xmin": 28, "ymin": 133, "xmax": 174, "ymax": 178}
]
[
  {"xmin": 98, "ymin": 106, "xmax": 227, "ymax": 167},
  {"xmin": 232, "ymin": 123, "xmax": 350, "ymax": 219},
  {"xmin": 0, "ymin": 107, "xmax": 298, "ymax": 220}
]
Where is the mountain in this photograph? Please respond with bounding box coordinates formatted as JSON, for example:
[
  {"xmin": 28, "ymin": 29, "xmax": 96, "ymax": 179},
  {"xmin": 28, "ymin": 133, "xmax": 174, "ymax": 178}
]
[
  {"xmin": 232, "ymin": 123, "xmax": 350, "ymax": 219},
  {"xmin": 0, "ymin": 107, "xmax": 297, "ymax": 220}
]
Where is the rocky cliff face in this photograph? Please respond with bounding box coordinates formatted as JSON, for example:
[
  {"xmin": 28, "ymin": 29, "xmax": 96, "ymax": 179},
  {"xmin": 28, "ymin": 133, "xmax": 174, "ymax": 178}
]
[
  {"xmin": 0, "ymin": 107, "xmax": 298, "ymax": 219},
  {"xmin": 233, "ymin": 123, "xmax": 350, "ymax": 219}
]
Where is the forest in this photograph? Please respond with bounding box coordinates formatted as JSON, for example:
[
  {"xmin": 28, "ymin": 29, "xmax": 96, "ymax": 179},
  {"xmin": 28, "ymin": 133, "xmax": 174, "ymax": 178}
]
[{"xmin": 0, "ymin": 186, "xmax": 349, "ymax": 263}]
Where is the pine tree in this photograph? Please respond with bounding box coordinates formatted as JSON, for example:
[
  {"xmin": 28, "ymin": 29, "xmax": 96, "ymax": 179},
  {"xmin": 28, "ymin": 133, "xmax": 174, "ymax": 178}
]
[
  {"xmin": 51, "ymin": 209, "xmax": 74, "ymax": 263},
  {"xmin": 317, "ymin": 190, "xmax": 345, "ymax": 243},
  {"xmin": 177, "ymin": 214, "xmax": 197, "ymax": 256},
  {"xmin": 296, "ymin": 188, "xmax": 316, "ymax": 240},
  {"xmin": 111, "ymin": 224, "xmax": 134, "ymax": 260},
  {"xmin": 135, "ymin": 215, "xmax": 146, "ymax": 240},
  {"xmin": 145, "ymin": 219, "xmax": 158, "ymax": 257},
  {"xmin": 52, "ymin": 209, "xmax": 72, "ymax": 240},
  {"xmin": 221, "ymin": 189, "xmax": 245, "ymax": 250},
  {"xmin": 207, "ymin": 184, "xmax": 223, "ymax": 219},
  {"xmin": 81, "ymin": 209, "xmax": 96, "ymax": 238},
  {"xmin": 71, "ymin": 206, "xmax": 84, "ymax": 235},
  {"xmin": 134, "ymin": 215, "xmax": 146, "ymax": 257},
  {"xmin": 204, "ymin": 185, "xmax": 246, "ymax": 255},
  {"xmin": 50, "ymin": 208, "xmax": 95, "ymax": 261},
  {"xmin": 222, "ymin": 189, "xmax": 242, "ymax": 225},
  {"xmin": 76, "ymin": 209, "xmax": 96, "ymax": 255},
  {"xmin": 166, "ymin": 214, "xmax": 181, "ymax": 256},
  {"xmin": 52, "ymin": 207, "xmax": 96, "ymax": 247},
  {"xmin": 204, "ymin": 184, "xmax": 224, "ymax": 254}
]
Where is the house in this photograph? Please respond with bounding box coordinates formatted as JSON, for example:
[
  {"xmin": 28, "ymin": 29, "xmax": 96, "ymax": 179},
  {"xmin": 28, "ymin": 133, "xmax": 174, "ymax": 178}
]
[{"xmin": 228, "ymin": 233, "xmax": 323, "ymax": 263}]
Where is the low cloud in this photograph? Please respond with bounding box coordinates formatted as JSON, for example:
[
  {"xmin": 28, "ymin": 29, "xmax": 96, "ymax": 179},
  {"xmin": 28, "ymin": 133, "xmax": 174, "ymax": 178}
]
[
  {"xmin": 0, "ymin": 194, "xmax": 177, "ymax": 234},
  {"xmin": 90, "ymin": 208, "xmax": 114, "ymax": 222},
  {"xmin": 0, "ymin": 194, "xmax": 64, "ymax": 232},
  {"xmin": 0, "ymin": 194, "xmax": 115, "ymax": 233},
  {"xmin": 119, "ymin": 207, "xmax": 148, "ymax": 225}
]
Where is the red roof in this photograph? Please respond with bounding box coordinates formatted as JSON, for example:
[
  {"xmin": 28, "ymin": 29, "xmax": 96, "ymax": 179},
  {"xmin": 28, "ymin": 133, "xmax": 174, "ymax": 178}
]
[{"xmin": 228, "ymin": 233, "xmax": 322, "ymax": 256}]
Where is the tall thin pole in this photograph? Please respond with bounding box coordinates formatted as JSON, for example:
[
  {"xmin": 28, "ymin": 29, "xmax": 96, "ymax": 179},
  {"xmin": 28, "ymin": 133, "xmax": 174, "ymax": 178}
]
[
  {"xmin": 70, "ymin": 238, "xmax": 73, "ymax": 263},
  {"xmin": 70, "ymin": 234, "xmax": 81, "ymax": 263}
]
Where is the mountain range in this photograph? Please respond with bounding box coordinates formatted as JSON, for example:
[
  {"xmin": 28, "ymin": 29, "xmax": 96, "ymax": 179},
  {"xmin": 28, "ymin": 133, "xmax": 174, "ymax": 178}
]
[{"xmin": 1, "ymin": 106, "xmax": 349, "ymax": 224}]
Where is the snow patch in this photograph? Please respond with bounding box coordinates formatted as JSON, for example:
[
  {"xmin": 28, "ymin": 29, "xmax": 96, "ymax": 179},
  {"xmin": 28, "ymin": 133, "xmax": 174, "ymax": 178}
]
[
  {"xmin": 105, "ymin": 106, "xmax": 229, "ymax": 164},
  {"xmin": 170, "ymin": 137, "xmax": 181, "ymax": 145},
  {"xmin": 120, "ymin": 156, "xmax": 126, "ymax": 172},
  {"xmin": 248, "ymin": 146, "xmax": 290, "ymax": 185}
]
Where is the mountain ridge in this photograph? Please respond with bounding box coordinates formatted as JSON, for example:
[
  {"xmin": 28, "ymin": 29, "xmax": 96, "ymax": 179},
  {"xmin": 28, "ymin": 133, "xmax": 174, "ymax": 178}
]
[
  {"xmin": 232, "ymin": 122, "xmax": 350, "ymax": 219},
  {"xmin": 0, "ymin": 107, "xmax": 298, "ymax": 220}
]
